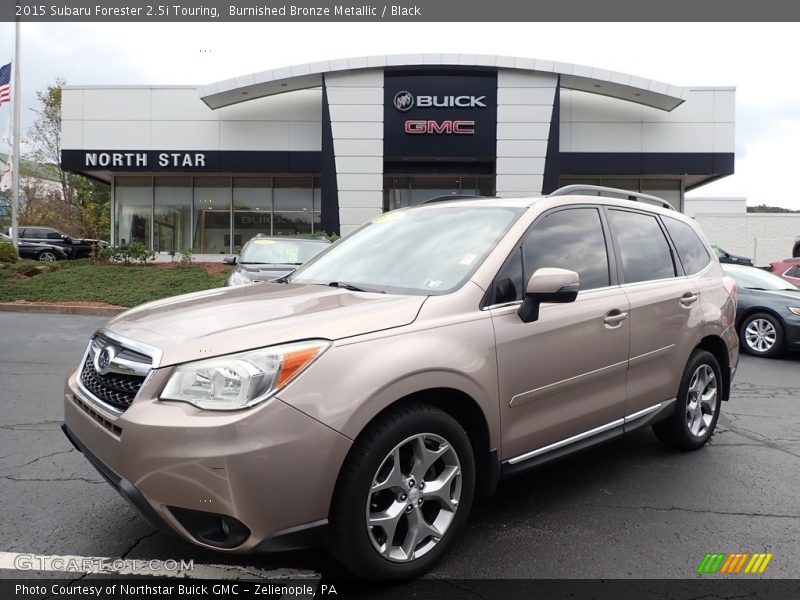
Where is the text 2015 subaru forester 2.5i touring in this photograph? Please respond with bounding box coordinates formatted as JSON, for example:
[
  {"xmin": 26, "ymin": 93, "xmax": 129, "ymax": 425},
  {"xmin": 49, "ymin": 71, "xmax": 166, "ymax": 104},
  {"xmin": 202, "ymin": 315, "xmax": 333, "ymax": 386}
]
[{"xmin": 63, "ymin": 186, "xmax": 738, "ymax": 578}]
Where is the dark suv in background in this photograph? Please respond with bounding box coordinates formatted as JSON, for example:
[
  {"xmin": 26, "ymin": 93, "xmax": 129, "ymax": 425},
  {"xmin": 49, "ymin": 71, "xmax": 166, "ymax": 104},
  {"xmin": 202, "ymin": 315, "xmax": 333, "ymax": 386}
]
[
  {"xmin": 10, "ymin": 226, "xmax": 107, "ymax": 259},
  {"xmin": 0, "ymin": 232, "xmax": 68, "ymax": 261}
]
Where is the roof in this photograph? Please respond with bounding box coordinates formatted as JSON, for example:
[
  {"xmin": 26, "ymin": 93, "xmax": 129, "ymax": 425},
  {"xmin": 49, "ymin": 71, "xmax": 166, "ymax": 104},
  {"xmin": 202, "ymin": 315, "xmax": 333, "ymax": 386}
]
[{"xmin": 198, "ymin": 54, "xmax": 687, "ymax": 112}]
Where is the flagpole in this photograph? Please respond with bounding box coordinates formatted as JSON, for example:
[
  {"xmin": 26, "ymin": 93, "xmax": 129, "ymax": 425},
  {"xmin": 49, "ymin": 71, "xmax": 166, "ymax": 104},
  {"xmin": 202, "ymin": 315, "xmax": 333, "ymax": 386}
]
[{"xmin": 10, "ymin": 19, "xmax": 20, "ymax": 245}]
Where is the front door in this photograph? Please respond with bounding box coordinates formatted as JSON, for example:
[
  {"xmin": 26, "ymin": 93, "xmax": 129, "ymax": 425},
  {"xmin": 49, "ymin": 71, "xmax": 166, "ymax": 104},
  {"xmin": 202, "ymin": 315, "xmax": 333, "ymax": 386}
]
[{"xmin": 490, "ymin": 207, "xmax": 630, "ymax": 462}]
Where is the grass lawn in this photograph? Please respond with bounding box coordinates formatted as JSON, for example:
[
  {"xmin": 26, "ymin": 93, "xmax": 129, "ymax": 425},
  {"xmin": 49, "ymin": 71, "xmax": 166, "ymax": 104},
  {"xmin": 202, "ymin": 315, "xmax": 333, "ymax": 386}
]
[{"xmin": 0, "ymin": 260, "xmax": 231, "ymax": 308}]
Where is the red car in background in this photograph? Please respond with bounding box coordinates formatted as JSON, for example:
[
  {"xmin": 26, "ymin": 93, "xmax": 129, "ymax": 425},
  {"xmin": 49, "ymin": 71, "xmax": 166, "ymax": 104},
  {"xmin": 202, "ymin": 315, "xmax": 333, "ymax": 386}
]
[{"xmin": 770, "ymin": 258, "xmax": 800, "ymax": 286}]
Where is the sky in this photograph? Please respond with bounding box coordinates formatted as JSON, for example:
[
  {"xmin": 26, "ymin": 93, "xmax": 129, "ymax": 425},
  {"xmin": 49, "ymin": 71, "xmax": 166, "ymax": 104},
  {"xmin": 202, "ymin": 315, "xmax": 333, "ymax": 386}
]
[{"xmin": 1, "ymin": 21, "xmax": 799, "ymax": 208}]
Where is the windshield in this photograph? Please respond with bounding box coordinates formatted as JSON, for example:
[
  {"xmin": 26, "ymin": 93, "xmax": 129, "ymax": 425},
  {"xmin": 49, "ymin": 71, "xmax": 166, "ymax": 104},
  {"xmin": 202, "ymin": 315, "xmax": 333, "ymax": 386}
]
[
  {"xmin": 239, "ymin": 238, "xmax": 328, "ymax": 265},
  {"xmin": 723, "ymin": 265, "xmax": 799, "ymax": 291},
  {"xmin": 289, "ymin": 205, "xmax": 523, "ymax": 295}
]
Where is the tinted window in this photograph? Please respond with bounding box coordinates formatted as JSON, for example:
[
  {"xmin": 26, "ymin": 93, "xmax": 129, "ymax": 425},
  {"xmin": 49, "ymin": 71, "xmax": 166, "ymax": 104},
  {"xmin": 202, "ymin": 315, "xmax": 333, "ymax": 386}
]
[
  {"xmin": 608, "ymin": 210, "xmax": 675, "ymax": 284},
  {"xmin": 663, "ymin": 217, "xmax": 711, "ymax": 275},
  {"xmin": 45, "ymin": 231, "xmax": 63, "ymax": 240},
  {"xmin": 522, "ymin": 208, "xmax": 610, "ymax": 291},
  {"xmin": 25, "ymin": 229, "xmax": 45, "ymax": 240},
  {"xmin": 493, "ymin": 247, "xmax": 524, "ymax": 304},
  {"xmin": 785, "ymin": 265, "xmax": 800, "ymax": 278}
]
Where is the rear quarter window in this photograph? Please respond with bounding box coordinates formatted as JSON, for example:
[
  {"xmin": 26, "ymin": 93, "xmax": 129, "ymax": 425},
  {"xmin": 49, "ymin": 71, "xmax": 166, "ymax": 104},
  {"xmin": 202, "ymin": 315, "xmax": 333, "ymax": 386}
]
[{"xmin": 663, "ymin": 217, "xmax": 711, "ymax": 276}]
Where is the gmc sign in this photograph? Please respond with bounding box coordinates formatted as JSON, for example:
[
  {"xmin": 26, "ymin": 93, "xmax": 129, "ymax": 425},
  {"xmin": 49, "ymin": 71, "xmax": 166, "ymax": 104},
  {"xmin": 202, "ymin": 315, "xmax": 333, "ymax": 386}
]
[
  {"xmin": 384, "ymin": 71, "xmax": 498, "ymax": 159},
  {"xmin": 404, "ymin": 120, "xmax": 476, "ymax": 134}
]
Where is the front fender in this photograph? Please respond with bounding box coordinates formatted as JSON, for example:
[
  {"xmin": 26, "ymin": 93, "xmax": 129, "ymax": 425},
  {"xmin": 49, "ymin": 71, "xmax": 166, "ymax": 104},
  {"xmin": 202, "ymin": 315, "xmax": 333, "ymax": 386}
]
[{"xmin": 276, "ymin": 317, "xmax": 500, "ymax": 449}]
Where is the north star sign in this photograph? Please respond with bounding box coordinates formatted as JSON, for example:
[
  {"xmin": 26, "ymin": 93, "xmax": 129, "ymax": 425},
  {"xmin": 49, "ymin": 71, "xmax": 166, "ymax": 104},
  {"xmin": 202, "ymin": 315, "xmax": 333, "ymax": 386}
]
[{"xmin": 84, "ymin": 152, "xmax": 207, "ymax": 168}]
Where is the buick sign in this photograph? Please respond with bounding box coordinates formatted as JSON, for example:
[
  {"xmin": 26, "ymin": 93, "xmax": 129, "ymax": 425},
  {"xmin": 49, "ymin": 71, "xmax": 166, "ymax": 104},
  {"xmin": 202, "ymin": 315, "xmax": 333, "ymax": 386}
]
[{"xmin": 393, "ymin": 91, "xmax": 414, "ymax": 112}]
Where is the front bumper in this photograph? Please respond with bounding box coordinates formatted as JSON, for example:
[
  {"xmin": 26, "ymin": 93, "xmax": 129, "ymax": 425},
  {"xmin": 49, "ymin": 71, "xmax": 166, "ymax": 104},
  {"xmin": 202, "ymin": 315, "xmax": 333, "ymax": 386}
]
[{"xmin": 63, "ymin": 369, "xmax": 352, "ymax": 553}]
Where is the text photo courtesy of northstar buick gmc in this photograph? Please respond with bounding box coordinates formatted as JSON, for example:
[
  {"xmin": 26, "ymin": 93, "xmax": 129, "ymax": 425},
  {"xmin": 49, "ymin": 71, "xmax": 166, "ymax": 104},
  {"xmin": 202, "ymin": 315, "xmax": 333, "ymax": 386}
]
[{"xmin": 62, "ymin": 186, "xmax": 738, "ymax": 578}]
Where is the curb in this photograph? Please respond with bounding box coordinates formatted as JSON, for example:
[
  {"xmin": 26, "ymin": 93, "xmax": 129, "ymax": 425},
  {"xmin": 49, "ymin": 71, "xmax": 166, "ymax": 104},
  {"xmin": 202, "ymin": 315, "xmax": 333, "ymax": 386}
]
[{"xmin": 0, "ymin": 303, "xmax": 126, "ymax": 317}]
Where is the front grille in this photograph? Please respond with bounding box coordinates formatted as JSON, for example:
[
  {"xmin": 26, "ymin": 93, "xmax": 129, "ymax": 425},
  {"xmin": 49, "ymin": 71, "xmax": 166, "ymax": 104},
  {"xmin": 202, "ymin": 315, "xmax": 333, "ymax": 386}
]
[{"xmin": 80, "ymin": 352, "xmax": 146, "ymax": 412}]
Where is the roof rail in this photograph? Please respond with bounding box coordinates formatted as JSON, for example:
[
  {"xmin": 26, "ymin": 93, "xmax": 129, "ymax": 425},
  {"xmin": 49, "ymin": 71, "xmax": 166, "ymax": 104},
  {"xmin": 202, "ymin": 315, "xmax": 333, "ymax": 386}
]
[
  {"xmin": 421, "ymin": 194, "xmax": 486, "ymax": 204},
  {"xmin": 548, "ymin": 185, "xmax": 675, "ymax": 210}
]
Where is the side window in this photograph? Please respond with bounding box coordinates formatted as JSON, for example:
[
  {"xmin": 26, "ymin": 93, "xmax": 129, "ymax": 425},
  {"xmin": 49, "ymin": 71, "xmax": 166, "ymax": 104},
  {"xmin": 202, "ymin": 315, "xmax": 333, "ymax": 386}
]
[
  {"xmin": 522, "ymin": 208, "xmax": 610, "ymax": 291},
  {"xmin": 785, "ymin": 265, "xmax": 800, "ymax": 278},
  {"xmin": 45, "ymin": 230, "xmax": 62, "ymax": 240},
  {"xmin": 26, "ymin": 229, "xmax": 44, "ymax": 240},
  {"xmin": 608, "ymin": 210, "xmax": 676, "ymax": 284},
  {"xmin": 662, "ymin": 217, "xmax": 711, "ymax": 275},
  {"xmin": 493, "ymin": 247, "xmax": 524, "ymax": 304}
]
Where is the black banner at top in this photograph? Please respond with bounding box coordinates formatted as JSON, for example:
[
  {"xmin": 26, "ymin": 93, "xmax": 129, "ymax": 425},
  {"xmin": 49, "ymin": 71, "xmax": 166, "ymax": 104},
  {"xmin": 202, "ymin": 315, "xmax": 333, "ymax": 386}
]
[{"xmin": 4, "ymin": 0, "xmax": 800, "ymax": 22}]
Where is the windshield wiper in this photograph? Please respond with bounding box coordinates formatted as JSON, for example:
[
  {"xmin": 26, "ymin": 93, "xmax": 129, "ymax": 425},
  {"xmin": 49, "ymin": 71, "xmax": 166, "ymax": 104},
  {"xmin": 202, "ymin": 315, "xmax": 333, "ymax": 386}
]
[{"xmin": 327, "ymin": 281, "xmax": 384, "ymax": 293}]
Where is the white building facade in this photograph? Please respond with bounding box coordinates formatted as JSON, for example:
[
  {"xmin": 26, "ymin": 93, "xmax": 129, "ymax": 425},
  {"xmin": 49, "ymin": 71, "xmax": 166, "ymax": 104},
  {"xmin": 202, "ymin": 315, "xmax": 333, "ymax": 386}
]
[{"xmin": 60, "ymin": 54, "xmax": 735, "ymax": 253}]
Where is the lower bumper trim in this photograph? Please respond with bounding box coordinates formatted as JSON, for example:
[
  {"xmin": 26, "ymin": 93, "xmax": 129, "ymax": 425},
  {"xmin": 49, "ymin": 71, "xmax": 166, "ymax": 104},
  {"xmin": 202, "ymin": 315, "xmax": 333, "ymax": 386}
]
[{"xmin": 61, "ymin": 423, "xmax": 172, "ymax": 535}]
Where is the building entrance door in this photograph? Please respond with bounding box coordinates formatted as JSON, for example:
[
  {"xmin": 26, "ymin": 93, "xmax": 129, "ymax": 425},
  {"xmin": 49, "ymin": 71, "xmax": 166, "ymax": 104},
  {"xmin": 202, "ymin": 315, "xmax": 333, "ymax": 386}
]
[{"xmin": 383, "ymin": 175, "xmax": 495, "ymax": 211}]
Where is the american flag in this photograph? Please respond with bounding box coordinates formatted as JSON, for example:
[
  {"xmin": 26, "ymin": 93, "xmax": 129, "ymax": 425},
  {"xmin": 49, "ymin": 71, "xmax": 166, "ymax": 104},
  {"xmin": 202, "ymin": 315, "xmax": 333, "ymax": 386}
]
[{"xmin": 0, "ymin": 63, "xmax": 11, "ymax": 107}]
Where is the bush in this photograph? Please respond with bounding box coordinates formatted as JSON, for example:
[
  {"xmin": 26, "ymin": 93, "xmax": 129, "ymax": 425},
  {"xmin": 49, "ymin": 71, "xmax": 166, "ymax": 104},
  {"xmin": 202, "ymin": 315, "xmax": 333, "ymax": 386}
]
[
  {"xmin": 0, "ymin": 242, "xmax": 20, "ymax": 264},
  {"xmin": 101, "ymin": 243, "xmax": 155, "ymax": 265},
  {"xmin": 178, "ymin": 247, "xmax": 193, "ymax": 265}
]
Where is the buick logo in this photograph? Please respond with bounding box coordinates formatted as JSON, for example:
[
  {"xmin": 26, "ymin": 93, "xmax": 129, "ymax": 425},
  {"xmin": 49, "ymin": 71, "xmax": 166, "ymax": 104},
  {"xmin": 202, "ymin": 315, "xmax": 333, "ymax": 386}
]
[
  {"xmin": 94, "ymin": 344, "xmax": 117, "ymax": 375},
  {"xmin": 393, "ymin": 91, "xmax": 414, "ymax": 112}
]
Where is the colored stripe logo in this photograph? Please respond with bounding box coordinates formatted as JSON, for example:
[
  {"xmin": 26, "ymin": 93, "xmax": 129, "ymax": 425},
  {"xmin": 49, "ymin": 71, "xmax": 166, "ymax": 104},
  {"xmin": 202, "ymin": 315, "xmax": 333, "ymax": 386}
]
[{"xmin": 697, "ymin": 552, "xmax": 773, "ymax": 574}]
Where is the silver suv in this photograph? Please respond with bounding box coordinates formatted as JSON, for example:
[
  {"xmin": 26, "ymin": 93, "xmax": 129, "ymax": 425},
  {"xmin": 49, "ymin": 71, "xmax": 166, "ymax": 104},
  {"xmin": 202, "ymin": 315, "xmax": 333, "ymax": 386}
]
[{"xmin": 62, "ymin": 187, "xmax": 738, "ymax": 578}]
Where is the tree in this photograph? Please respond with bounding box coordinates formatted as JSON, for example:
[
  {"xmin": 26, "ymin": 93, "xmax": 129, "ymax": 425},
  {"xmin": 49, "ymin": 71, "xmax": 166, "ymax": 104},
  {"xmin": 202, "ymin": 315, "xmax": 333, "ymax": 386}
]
[{"xmin": 24, "ymin": 79, "xmax": 110, "ymax": 240}]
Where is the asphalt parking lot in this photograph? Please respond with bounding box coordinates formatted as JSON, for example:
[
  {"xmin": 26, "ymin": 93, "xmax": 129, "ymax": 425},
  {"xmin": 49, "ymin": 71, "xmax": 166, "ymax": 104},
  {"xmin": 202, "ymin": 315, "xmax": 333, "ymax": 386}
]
[{"xmin": 1, "ymin": 311, "xmax": 798, "ymax": 583}]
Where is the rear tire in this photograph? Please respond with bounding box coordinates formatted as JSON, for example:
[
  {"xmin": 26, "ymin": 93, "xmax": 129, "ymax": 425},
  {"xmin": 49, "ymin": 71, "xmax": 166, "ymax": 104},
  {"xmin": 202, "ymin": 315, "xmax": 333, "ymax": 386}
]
[
  {"xmin": 328, "ymin": 403, "xmax": 475, "ymax": 579},
  {"xmin": 739, "ymin": 312, "xmax": 784, "ymax": 358},
  {"xmin": 653, "ymin": 349, "xmax": 722, "ymax": 451}
]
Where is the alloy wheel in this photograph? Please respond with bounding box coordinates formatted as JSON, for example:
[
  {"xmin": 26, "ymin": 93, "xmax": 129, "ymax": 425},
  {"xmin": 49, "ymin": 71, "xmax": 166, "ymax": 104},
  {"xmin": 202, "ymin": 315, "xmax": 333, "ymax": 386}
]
[
  {"xmin": 744, "ymin": 318, "xmax": 777, "ymax": 353},
  {"xmin": 366, "ymin": 433, "xmax": 462, "ymax": 562},
  {"xmin": 39, "ymin": 252, "xmax": 57, "ymax": 262},
  {"xmin": 685, "ymin": 364, "xmax": 718, "ymax": 438}
]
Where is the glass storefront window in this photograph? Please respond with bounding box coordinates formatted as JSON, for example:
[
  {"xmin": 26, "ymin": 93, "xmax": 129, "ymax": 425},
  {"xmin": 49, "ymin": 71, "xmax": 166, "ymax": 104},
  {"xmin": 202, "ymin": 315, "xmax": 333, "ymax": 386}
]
[
  {"xmin": 383, "ymin": 175, "xmax": 495, "ymax": 212},
  {"xmin": 154, "ymin": 177, "xmax": 191, "ymax": 253},
  {"xmin": 233, "ymin": 177, "xmax": 271, "ymax": 250},
  {"xmin": 193, "ymin": 177, "xmax": 231, "ymax": 254},
  {"xmin": 274, "ymin": 177, "xmax": 314, "ymax": 236},
  {"xmin": 642, "ymin": 179, "xmax": 682, "ymax": 211},
  {"xmin": 115, "ymin": 176, "xmax": 152, "ymax": 247}
]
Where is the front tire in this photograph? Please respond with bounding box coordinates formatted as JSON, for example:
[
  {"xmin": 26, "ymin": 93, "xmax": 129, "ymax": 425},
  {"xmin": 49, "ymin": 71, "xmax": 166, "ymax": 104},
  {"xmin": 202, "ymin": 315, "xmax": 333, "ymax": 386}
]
[
  {"xmin": 653, "ymin": 349, "xmax": 722, "ymax": 451},
  {"xmin": 740, "ymin": 312, "xmax": 784, "ymax": 358},
  {"xmin": 37, "ymin": 250, "xmax": 57, "ymax": 262},
  {"xmin": 328, "ymin": 403, "xmax": 475, "ymax": 579}
]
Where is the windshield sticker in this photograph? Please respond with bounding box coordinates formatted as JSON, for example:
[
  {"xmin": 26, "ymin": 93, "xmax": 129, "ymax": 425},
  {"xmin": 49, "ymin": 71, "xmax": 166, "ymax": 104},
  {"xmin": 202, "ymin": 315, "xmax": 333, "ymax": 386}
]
[
  {"xmin": 424, "ymin": 280, "xmax": 443, "ymax": 288},
  {"xmin": 253, "ymin": 240, "xmax": 275, "ymax": 245}
]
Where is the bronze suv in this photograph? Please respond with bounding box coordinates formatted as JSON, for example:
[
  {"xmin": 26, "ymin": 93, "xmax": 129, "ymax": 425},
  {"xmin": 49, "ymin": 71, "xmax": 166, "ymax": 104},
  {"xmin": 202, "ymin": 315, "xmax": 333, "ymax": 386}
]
[{"xmin": 63, "ymin": 186, "xmax": 738, "ymax": 578}]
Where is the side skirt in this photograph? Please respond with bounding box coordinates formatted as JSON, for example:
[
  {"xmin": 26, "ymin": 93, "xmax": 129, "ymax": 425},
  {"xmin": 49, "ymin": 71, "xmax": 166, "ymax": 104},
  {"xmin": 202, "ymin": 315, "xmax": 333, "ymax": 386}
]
[{"xmin": 500, "ymin": 398, "xmax": 676, "ymax": 478}]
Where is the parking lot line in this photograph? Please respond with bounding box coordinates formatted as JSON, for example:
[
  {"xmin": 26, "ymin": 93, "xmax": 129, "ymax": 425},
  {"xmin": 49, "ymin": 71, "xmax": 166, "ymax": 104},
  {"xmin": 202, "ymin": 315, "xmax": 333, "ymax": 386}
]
[{"xmin": 0, "ymin": 551, "xmax": 318, "ymax": 580}]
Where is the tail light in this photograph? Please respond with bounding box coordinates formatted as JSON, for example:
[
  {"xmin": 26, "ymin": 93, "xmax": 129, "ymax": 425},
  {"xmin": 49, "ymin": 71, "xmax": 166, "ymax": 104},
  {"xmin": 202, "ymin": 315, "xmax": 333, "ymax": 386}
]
[{"xmin": 723, "ymin": 275, "xmax": 738, "ymax": 307}]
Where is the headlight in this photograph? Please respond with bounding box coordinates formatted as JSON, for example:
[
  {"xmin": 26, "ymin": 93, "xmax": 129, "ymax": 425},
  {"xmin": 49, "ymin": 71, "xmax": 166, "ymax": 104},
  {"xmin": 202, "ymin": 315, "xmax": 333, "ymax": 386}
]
[
  {"xmin": 227, "ymin": 271, "xmax": 252, "ymax": 287},
  {"xmin": 160, "ymin": 340, "xmax": 330, "ymax": 411},
  {"xmin": 789, "ymin": 307, "xmax": 800, "ymax": 316}
]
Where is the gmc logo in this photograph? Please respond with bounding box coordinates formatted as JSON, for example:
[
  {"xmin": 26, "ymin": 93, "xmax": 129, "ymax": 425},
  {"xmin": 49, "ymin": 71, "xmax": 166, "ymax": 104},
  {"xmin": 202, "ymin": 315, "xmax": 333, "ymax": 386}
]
[{"xmin": 404, "ymin": 120, "xmax": 476, "ymax": 135}]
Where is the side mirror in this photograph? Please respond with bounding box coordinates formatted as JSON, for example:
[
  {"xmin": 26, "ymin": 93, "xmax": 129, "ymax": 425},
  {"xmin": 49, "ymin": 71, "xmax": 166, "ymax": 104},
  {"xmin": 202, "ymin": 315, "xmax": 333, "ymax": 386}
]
[
  {"xmin": 222, "ymin": 256, "xmax": 237, "ymax": 265},
  {"xmin": 61, "ymin": 234, "xmax": 72, "ymax": 243},
  {"xmin": 518, "ymin": 268, "xmax": 579, "ymax": 323}
]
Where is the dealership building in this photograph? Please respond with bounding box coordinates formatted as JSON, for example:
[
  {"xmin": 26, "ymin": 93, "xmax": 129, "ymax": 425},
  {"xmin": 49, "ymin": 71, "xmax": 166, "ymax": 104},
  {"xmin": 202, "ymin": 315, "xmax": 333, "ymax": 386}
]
[{"xmin": 60, "ymin": 54, "xmax": 735, "ymax": 253}]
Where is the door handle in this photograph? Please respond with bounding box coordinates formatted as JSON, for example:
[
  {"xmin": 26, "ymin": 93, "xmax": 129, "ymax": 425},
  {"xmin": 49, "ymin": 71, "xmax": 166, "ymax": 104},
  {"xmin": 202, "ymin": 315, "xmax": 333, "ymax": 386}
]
[
  {"xmin": 604, "ymin": 310, "xmax": 629, "ymax": 326},
  {"xmin": 680, "ymin": 292, "xmax": 699, "ymax": 307}
]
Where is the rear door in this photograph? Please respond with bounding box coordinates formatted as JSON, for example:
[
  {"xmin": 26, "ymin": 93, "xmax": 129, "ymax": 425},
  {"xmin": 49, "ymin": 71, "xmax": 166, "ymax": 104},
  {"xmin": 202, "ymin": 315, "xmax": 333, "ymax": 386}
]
[
  {"xmin": 605, "ymin": 208, "xmax": 705, "ymax": 422},
  {"xmin": 490, "ymin": 206, "xmax": 630, "ymax": 462}
]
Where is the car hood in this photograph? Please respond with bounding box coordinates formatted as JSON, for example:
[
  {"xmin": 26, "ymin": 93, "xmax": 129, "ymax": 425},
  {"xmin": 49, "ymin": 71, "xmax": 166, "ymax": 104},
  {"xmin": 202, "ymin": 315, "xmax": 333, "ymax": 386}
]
[{"xmin": 103, "ymin": 283, "xmax": 427, "ymax": 366}]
